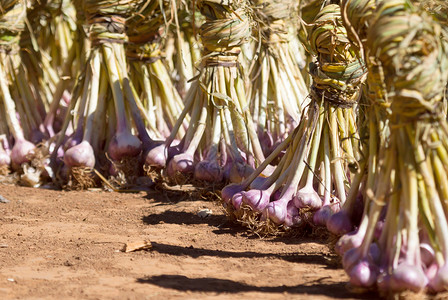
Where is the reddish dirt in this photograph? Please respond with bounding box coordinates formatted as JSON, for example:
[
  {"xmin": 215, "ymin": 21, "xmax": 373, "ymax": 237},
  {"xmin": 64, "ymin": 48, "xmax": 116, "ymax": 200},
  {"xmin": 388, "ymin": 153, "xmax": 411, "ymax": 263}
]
[{"xmin": 0, "ymin": 183, "xmax": 379, "ymax": 299}]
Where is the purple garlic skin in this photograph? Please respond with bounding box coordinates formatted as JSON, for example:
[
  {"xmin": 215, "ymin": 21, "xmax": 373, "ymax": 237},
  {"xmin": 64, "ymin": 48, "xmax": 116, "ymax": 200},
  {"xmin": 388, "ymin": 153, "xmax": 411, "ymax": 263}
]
[
  {"xmin": 31, "ymin": 129, "xmax": 46, "ymax": 144},
  {"xmin": 425, "ymin": 263, "xmax": 439, "ymax": 292},
  {"xmin": 64, "ymin": 130, "xmax": 83, "ymax": 150},
  {"xmin": 313, "ymin": 205, "xmax": 336, "ymax": 226},
  {"xmin": 11, "ymin": 139, "xmax": 36, "ymax": 167},
  {"xmin": 349, "ymin": 259, "xmax": 378, "ymax": 288},
  {"xmin": 144, "ymin": 143, "xmax": 168, "ymax": 168},
  {"xmin": 221, "ymin": 184, "xmax": 244, "ymax": 204},
  {"xmin": 342, "ymin": 247, "xmax": 362, "ymax": 272},
  {"xmin": 0, "ymin": 147, "xmax": 11, "ymax": 167},
  {"xmin": 167, "ymin": 153, "xmax": 194, "ymax": 176},
  {"xmin": 64, "ymin": 141, "xmax": 95, "ymax": 168},
  {"xmin": 429, "ymin": 263, "xmax": 448, "ymax": 292},
  {"xmin": 260, "ymin": 131, "xmax": 274, "ymax": 157},
  {"xmin": 369, "ymin": 243, "xmax": 381, "ymax": 266},
  {"xmin": 263, "ymin": 197, "xmax": 290, "ymax": 224},
  {"xmin": 108, "ymin": 132, "xmax": 142, "ymax": 161},
  {"xmin": 167, "ymin": 143, "xmax": 182, "ymax": 160},
  {"xmin": 241, "ymin": 189, "xmax": 271, "ymax": 212},
  {"xmin": 223, "ymin": 162, "xmax": 232, "ymax": 181},
  {"xmin": 194, "ymin": 160, "xmax": 223, "ymax": 182},
  {"xmin": 231, "ymin": 192, "xmax": 243, "ymax": 210},
  {"xmin": 420, "ymin": 243, "xmax": 435, "ymax": 267},
  {"xmin": 327, "ymin": 210, "xmax": 353, "ymax": 236},
  {"xmin": 284, "ymin": 201, "xmax": 300, "ymax": 227},
  {"xmin": 229, "ymin": 162, "xmax": 254, "ymax": 183},
  {"xmin": 335, "ymin": 230, "xmax": 364, "ymax": 256},
  {"xmin": 271, "ymin": 189, "xmax": 282, "ymax": 201},
  {"xmin": 294, "ymin": 186, "xmax": 322, "ymax": 209},
  {"xmin": 389, "ymin": 263, "xmax": 428, "ymax": 293}
]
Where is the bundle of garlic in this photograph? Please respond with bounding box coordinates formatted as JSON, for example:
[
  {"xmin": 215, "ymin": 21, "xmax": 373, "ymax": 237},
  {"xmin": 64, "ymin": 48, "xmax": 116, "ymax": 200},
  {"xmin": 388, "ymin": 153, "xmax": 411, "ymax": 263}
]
[
  {"xmin": 146, "ymin": 0, "xmax": 266, "ymax": 185},
  {"xmin": 53, "ymin": 0, "xmax": 154, "ymax": 188},
  {"xmin": 221, "ymin": 3, "xmax": 366, "ymax": 234},
  {"xmin": 126, "ymin": 0, "xmax": 186, "ymax": 140},
  {"xmin": 247, "ymin": 0, "xmax": 309, "ymax": 158},
  {"xmin": 338, "ymin": 1, "xmax": 448, "ymax": 295},
  {"xmin": 0, "ymin": 0, "xmax": 52, "ymax": 186}
]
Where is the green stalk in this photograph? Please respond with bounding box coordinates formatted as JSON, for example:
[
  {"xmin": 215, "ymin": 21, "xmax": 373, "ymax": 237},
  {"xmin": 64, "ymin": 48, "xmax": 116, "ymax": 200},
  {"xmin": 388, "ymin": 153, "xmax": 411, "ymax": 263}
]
[
  {"xmin": 102, "ymin": 44, "xmax": 129, "ymax": 133},
  {"xmin": 323, "ymin": 121, "xmax": 332, "ymax": 204},
  {"xmin": 417, "ymin": 141, "xmax": 448, "ymax": 259},
  {"xmin": 240, "ymin": 130, "xmax": 296, "ymax": 190},
  {"xmin": 140, "ymin": 64, "xmax": 158, "ymax": 134},
  {"xmin": 279, "ymin": 45, "xmax": 308, "ymax": 105},
  {"xmin": 262, "ymin": 117, "xmax": 309, "ymax": 189},
  {"xmin": 360, "ymin": 142, "xmax": 395, "ymax": 257},
  {"xmin": 268, "ymin": 55, "xmax": 286, "ymax": 137},
  {"xmin": 0, "ymin": 60, "xmax": 25, "ymax": 141},
  {"xmin": 91, "ymin": 68, "xmax": 109, "ymax": 152},
  {"xmin": 399, "ymin": 127, "xmax": 419, "ymax": 264},
  {"xmin": 278, "ymin": 114, "xmax": 316, "ymax": 197},
  {"xmin": 330, "ymin": 106, "xmax": 347, "ymax": 204},
  {"xmin": 305, "ymin": 105, "xmax": 325, "ymax": 187},
  {"xmin": 258, "ymin": 54, "xmax": 268, "ymax": 133},
  {"xmin": 234, "ymin": 71, "xmax": 265, "ymax": 163},
  {"xmin": 185, "ymin": 93, "xmax": 208, "ymax": 155},
  {"xmin": 83, "ymin": 50, "xmax": 101, "ymax": 143}
]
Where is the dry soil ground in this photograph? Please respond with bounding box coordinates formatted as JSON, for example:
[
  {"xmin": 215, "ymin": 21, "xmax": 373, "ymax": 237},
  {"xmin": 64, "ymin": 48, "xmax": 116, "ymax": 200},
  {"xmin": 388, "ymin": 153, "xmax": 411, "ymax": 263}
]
[{"xmin": 0, "ymin": 183, "xmax": 380, "ymax": 299}]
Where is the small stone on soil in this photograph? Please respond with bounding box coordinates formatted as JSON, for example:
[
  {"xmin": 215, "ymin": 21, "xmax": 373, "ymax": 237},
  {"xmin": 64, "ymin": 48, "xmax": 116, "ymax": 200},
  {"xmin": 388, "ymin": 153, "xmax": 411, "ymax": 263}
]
[
  {"xmin": 0, "ymin": 195, "xmax": 10, "ymax": 203},
  {"xmin": 197, "ymin": 209, "xmax": 212, "ymax": 218},
  {"xmin": 64, "ymin": 260, "xmax": 74, "ymax": 267}
]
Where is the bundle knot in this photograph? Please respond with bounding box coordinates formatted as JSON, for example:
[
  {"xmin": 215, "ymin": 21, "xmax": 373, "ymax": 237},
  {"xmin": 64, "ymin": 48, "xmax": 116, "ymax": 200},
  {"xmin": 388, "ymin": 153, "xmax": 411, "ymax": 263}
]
[
  {"xmin": 253, "ymin": 0, "xmax": 297, "ymax": 44},
  {"xmin": 125, "ymin": 0, "xmax": 168, "ymax": 61},
  {"xmin": 309, "ymin": 4, "xmax": 367, "ymax": 108},
  {"xmin": 0, "ymin": 0, "xmax": 25, "ymax": 54},
  {"xmin": 84, "ymin": 0, "xmax": 142, "ymax": 45},
  {"xmin": 198, "ymin": 0, "xmax": 251, "ymax": 63},
  {"xmin": 366, "ymin": 1, "xmax": 448, "ymax": 121}
]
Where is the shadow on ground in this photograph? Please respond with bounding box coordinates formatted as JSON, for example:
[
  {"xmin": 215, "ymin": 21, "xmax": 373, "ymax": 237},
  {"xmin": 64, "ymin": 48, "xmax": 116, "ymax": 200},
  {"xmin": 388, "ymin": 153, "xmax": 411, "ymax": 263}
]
[
  {"xmin": 142, "ymin": 210, "xmax": 226, "ymax": 227},
  {"xmin": 136, "ymin": 274, "xmax": 378, "ymax": 299},
  {"xmin": 141, "ymin": 210, "xmax": 335, "ymax": 246},
  {"xmin": 149, "ymin": 242, "xmax": 336, "ymax": 266},
  {"xmin": 143, "ymin": 183, "xmax": 223, "ymax": 204}
]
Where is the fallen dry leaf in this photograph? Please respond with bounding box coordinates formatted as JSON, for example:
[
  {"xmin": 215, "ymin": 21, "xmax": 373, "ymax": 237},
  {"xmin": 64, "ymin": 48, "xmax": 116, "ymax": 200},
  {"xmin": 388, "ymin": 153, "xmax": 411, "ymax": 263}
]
[{"xmin": 123, "ymin": 240, "xmax": 152, "ymax": 252}]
